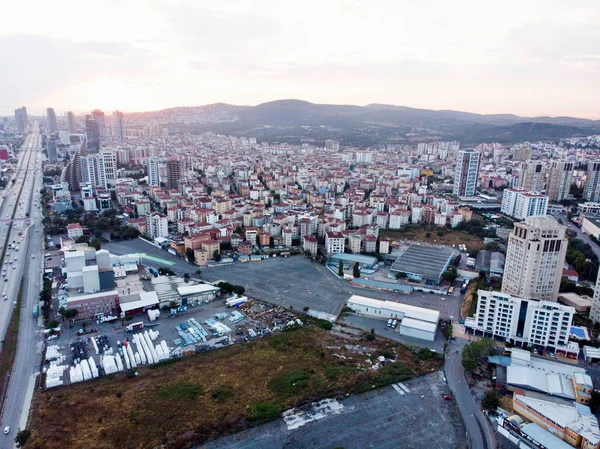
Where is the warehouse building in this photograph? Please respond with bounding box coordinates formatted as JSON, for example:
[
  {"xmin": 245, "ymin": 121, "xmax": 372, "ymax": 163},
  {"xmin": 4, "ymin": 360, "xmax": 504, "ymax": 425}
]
[
  {"xmin": 346, "ymin": 295, "xmax": 439, "ymax": 341},
  {"xmin": 151, "ymin": 276, "xmax": 220, "ymax": 307},
  {"xmin": 329, "ymin": 253, "xmax": 378, "ymax": 270},
  {"xmin": 390, "ymin": 245, "xmax": 456, "ymax": 285}
]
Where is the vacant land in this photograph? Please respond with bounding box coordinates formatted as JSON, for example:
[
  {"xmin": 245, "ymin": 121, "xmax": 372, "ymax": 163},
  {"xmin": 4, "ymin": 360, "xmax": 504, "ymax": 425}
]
[
  {"xmin": 381, "ymin": 227, "xmax": 485, "ymax": 252},
  {"xmin": 28, "ymin": 326, "xmax": 442, "ymax": 449}
]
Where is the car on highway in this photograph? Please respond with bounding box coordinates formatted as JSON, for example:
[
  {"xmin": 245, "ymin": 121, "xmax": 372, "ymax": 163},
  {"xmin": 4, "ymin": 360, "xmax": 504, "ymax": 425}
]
[
  {"xmin": 4, "ymin": 426, "xmax": 9, "ymax": 434},
  {"xmin": 443, "ymin": 395, "xmax": 452, "ymax": 400}
]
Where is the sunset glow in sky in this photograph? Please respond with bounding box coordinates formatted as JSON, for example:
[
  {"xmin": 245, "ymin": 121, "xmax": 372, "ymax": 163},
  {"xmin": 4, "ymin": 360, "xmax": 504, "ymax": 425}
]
[{"xmin": 2, "ymin": 0, "xmax": 599, "ymax": 118}]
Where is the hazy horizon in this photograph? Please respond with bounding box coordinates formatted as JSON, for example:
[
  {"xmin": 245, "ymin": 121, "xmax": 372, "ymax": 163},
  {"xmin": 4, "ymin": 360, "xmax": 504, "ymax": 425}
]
[{"xmin": 2, "ymin": 0, "xmax": 599, "ymax": 119}]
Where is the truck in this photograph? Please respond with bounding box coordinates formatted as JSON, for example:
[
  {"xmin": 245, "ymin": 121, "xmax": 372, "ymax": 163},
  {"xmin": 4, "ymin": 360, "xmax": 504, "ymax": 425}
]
[{"xmin": 125, "ymin": 322, "xmax": 144, "ymax": 332}]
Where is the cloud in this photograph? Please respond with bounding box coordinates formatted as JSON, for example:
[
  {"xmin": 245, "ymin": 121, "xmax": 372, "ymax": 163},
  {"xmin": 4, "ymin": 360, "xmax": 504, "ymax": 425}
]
[{"xmin": 0, "ymin": 35, "xmax": 154, "ymax": 110}]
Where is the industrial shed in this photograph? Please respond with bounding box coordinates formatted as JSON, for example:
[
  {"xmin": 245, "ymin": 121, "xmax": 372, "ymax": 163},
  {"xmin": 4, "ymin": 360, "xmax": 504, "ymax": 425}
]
[
  {"xmin": 399, "ymin": 318, "xmax": 438, "ymax": 341},
  {"xmin": 346, "ymin": 295, "xmax": 439, "ymax": 341},
  {"xmin": 389, "ymin": 245, "xmax": 456, "ymax": 284}
]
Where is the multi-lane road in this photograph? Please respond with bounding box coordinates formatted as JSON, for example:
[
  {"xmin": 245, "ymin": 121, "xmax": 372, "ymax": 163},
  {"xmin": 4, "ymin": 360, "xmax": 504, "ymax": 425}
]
[{"xmin": 0, "ymin": 123, "xmax": 45, "ymax": 445}]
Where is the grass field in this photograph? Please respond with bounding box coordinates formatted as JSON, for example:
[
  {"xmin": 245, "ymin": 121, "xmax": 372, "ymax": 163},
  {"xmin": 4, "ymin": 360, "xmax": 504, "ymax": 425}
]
[
  {"xmin": 381, "ymin": 227, "xmax": 485, "ymax": 252},
  {"xmin": 27, "ymin": 326, "xmax": 442, "ymax": 449},
  {"xmin": 0, "ymin": 281, "xmax": 23, "ymax": 413}
]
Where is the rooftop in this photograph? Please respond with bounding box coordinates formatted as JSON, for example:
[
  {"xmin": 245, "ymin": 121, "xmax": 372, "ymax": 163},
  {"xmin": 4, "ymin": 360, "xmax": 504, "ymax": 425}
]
[{"xmin": 390, "ymin": 245, "xmax": 455, "ymax": 281}]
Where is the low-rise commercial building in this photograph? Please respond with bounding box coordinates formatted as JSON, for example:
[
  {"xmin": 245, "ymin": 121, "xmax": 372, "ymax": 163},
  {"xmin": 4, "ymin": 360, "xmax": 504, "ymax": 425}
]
[
  {"xmin": 347, "ymin": 295, "xmax": 439, "ymax": 341},
  {"xmin": 513, "ymin": 394, "xmax": 600, "ymax": 449},
  {"xmin": 66, "ymin": 290, "xmax": 119, "ymax": 320}
]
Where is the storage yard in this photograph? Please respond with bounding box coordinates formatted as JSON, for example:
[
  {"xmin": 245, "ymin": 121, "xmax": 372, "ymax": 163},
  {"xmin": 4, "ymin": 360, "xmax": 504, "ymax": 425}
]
[
  {"xmin": 41, "ymin": 296, "xmax": 305, "ymax": 388},
  {"xmin": 29, "ymin": 324, "xmax": 443, "ymax": 449}
]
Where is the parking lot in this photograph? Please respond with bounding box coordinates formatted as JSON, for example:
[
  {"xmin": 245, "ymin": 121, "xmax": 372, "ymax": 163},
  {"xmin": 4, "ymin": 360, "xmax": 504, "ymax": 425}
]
[
  {"xmin": 206, "ymin": 371, "xmax": 466, "ymax": 449},
  {"xmin": 105, "ymin": 239, "xmax": 463, "ymax": 318}
]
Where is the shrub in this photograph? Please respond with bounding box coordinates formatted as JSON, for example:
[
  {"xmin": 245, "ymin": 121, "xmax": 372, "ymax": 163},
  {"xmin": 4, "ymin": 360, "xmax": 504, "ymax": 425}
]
[
  {"xmin": 268, "ymin": 371, "xmax": 310, "ymax": 395},
  {"xmin": 211, "ymin": 386, "xmax": 233, "ymax": 403},
  {"xmin": 315, "ymin": 319, "xmax": 333, "ymax": 330},
  {"xmin": 247, "ymin": 401, "xmax": 280, "ymax": 422}
]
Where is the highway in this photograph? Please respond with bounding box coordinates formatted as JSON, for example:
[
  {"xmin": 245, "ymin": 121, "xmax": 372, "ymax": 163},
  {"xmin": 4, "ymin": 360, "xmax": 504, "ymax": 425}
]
[
  {"xmin": 0, "ymin": 122, "xmax": 45, "ymax": 445},
  {"xmin": 445, "ymin": 338, "xmax": 496, "ymax": 449}
]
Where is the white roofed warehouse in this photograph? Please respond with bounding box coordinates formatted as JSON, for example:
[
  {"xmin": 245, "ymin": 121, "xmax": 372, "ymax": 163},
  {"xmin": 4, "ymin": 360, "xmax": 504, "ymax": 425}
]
[{"xmin": 346, "ymin": 295, "xmax": 439, "ymax": 341}]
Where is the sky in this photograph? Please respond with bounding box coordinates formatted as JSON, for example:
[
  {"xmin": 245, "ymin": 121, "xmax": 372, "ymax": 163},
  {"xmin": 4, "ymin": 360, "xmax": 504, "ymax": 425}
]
[{"xmin": 1, "ymin": 0, "xmax": 599, "ymax": 118}]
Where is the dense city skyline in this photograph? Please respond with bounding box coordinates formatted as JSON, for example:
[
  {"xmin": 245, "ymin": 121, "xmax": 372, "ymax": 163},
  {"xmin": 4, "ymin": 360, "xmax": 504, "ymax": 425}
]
[{"xmin": 2, "ymin": 0, "xmax": 600, "ymax": 118}]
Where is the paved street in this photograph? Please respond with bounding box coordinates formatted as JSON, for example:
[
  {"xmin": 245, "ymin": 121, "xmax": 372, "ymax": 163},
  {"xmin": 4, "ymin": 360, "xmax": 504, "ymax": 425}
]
[
  {"xmin": 206, "ymin": 372, "xmax": 465, "ymax": 449},
  {"xmin": 0, "ymin": 125, "xmax": 45, "ymax": 445},
  {"xmin": 445, "ymin": 338, "xmax": 495, "ymax": 449},
  {"xmin": 555, "ymin": 212, "xmax": 600, "ymax": 260}
]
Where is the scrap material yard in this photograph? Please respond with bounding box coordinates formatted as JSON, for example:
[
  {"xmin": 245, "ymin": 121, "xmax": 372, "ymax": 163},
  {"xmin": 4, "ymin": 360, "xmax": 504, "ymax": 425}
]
[{"xmin": 40, "ymin": 297, "xmax": 302, "ymax": 388}]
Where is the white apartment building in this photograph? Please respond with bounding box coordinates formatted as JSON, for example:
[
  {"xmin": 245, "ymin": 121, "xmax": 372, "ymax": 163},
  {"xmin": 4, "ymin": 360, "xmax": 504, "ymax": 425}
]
[
  {"xmin": 325, "ymin": 231, "xmax": 345, "ymax": 254},
  {"xmin": 96, "ymin": 150, "xmax": 116, "ymax": 189},
  {"xmin": 546, "ymin": 160, "xmax": 574, "ymax": 202},
  {"xmin": 453, "ymin": 149, "xmax": 481, "ymax": 198},
  {"xmin": 466, "ymin": 290, "xmax": 574, "ymax": 349},
  {"xmin": 434, "ymin": 212, "xmax": 447, "ymax": 226},
  {"xmin": 502, "ymin": 215, "xmax": 567, "ymax": 302},
  {"xmin": 502, "ymin": 189, "xmax": 549, "ymax": 219},
  {"xmin": 411, "ymin": 203, "xmax": 423, "ymax": 223},
  {"xmin": 146, "ymin": 213, "xmax": 169, "ymax": 239},
  {"xmin": 389, "ymin": 209, "xmax": 410, "ymax": 229},
  {"xmin": 518, "ymin": 160, "xmax": 546, "ymax": 193},
  {"xmin": 591, "ymin": 269, "xmax": 600, "ymax": 323},
  {"xmin": 585, "ymin": 162, "xmax": 600, "ymax": 203},
  {"xmin": 148, "ymin": 157, "xmax": 160, "ymax": 186},
  {"xmin": 348, "ymin": 233, "xmax": 362, "ymax": 253}
]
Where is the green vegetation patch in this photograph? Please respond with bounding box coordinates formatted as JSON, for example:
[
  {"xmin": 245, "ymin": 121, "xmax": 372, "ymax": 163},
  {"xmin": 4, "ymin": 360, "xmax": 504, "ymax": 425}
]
[
  {"xmin": 247, "ymin": 401, "xmax": 281, "ymax": 422},
  {"xmin": 211, "ymin": 386, "xmax": 233, "ymax": 403},
  {"xmin": 157, "ymin": 383, "xmax": 204, "ymax": 400},
  {"xmin": 268, "ymin": 371, "xmax": 311, "ymax": 395}
]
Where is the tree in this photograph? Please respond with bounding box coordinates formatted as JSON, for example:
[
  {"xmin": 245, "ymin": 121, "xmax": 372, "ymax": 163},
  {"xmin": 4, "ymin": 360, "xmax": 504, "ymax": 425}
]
[
  {"xmin": 338, "ymin": 260, "xmax": 344, "ymax": 276},
  {"xmin": 395, "ymin": 272, "xmax": 408, "ymax": 280},
  {"xmin": 478, "ymin": 270, "xmax": 487, "ymax": 281},
  {"xmin": 442, "ymin": 268, "xmax": 458, "ymax": 283},
  {"xmin": 183, "ymin": 273, "xmax": 190, "ymax": 283},
  {"xmin": 353, "ymin": 263, "xmax": 361, "ymax": 279},
  {"xmin": 461, "ymin": 338, "xmax": 496, "ymax": 372},
  {"xmin": 14, "ymin": 429, "xmax": 31, "ymax": 448},
  {"xmin": 484, "ymin": 242, "xmax": 500, "ymax": 252},
  {"xmin": 185, "ymin": 248, "xmax": 195, "ymax": 263},
  {"xmin": 47, "ymin": 320, "xmax": 60, "ymax": 329},
  {"xmin": 90, "ymin": 238, "xmax": 102, "ymax": 251},
  {"xmin": 443, "ymin": 323, "xmax": 453, "ymax": 339},
  {"xmin": 425, "ymin": 232, "xmax": 431, "ymax": 238},
  {"xmin": 213, "ymin": 250, "xmax": 221, "ymax": 262},
  {"xmin": 75, "ymin": 235, "xmax": 90, "ymax": 244},
  {"xmin": 481, "ymin": 390, "xmax": 500, "ymax": 412},
  {"xmin": 158, "ymin": 267, "xmax": 175, "ymax": 276}
]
